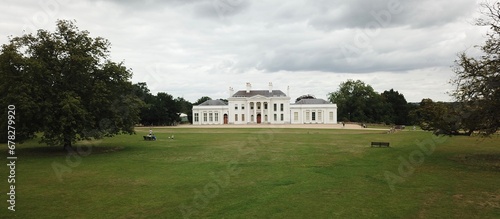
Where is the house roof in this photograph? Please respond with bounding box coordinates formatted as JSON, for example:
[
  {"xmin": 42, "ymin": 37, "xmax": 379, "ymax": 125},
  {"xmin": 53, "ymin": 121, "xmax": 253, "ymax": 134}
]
[
  {"xmin": 199, "ymin": 99, "xmax": 228, "ymax": 106},
  {"xmin": 294, "ymin": 99, "xmax": 331, "ymax": 104},
  {"xmin": 232, "ymin": 90, "xmax": 287, "ymax": 98}
]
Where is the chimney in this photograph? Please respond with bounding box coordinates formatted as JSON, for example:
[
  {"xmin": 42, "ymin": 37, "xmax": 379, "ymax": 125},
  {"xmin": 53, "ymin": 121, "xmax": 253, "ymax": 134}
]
[
  {"xmin": 229, "ymin": 87, "xmax": 234, "ymax": 97},
  {"xmin": 246, "ymin": 82, "xmax": 251, "ymax": 93},
  {"xmin": 269, "ymin": 82, "xmax": 273, "ymax": 93}
]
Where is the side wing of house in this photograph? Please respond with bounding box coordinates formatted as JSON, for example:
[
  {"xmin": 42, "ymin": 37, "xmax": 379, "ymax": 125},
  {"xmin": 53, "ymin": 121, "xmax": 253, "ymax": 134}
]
[{"xmin": 290, "ymin": 99, "xmax": 337, "ymax": 124}]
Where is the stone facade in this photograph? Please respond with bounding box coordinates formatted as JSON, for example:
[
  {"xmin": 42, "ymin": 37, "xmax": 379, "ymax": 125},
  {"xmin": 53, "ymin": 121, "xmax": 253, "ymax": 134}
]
[{"xmin": 192, "ymin": 83, "xmax": 337, "ymax": 125}]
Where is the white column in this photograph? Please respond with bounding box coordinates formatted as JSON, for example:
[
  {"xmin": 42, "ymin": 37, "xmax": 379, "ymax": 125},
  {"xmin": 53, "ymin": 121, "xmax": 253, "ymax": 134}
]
[
  {"xmin": 253, "ymin": 102, "xmax": 257, "ymax": 123},
  {"xmin": 246, "ymin": 101, "xmax": 250, "ymax": 124},
  {"xmin": 260, "ymin": 101, "xmax": 263, "ymax": 122}
]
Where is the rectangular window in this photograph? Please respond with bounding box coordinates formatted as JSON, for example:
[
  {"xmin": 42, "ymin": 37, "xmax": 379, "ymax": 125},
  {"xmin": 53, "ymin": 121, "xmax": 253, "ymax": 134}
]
[
  {"xmin": 242, "ymin": 114, "xmax": 245, "ymax": 121},
  {"xmin": 203, "ymin": 113, "xmax": 208, "ymax": 122},
  {"xmin": 215, "ymin": 112, "xmax": 219, "ymax": 122},
  {"xmin": 265, "ymin": 115, "xmax": 268, "ymax": 122},
  {"xmin": 280, "ymin": 103, "xmax": 284, "ymax": 112},
  {"xmin": 305, "ymin": 112, "xmax": 310, "ymax": 122},
  {"xmin": 194, "ymin": 113, "xmax": 199, "ymax": 122},
  {"xmin": 312, "ymin": 112, "xmax": 316, "ymax": 121},
  {"xmin": 329, "ymin": 112, "xmax": 334, "ymax": 121},
  {"xmin": 318, "ymin": 112, "xmax": 322, "ymax": 121},
  {"xmin": 274, "ymin": 114, "xmax": 277, "ymax": 121},
  {"xmin": 280, "ymin": 114, "xmax": 284, "ymax": 121},
  {"xmin": 274, "ymin": 104, "xmax": 277, "ymax": 111},
  {"xmin": 264, "ymin": 103, "xmax": 268, "ymax": 110},
  {"xmin": 294, "ymin": 112, "xmax": 298, "ymax": 121},
  {"xmin": 235, "ymin": 114, "xmax": 238, "ymax": 122}
]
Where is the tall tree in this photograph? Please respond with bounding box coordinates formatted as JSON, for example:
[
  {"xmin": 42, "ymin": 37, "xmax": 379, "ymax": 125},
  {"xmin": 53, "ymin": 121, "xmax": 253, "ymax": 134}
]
[
  {"xmin": 451, "ymin": 2, "xmax": 500, "ymax": 136},
  {"xmin": 382, "ymin": 89, "xmax": 409, "ymax": 125},
  {"xmin": 0, "ymin": 20, "xmax": 143, "ymax": 148},
  {"xmin": 328, "ymin": 79, "xmax": 391, "ymax": 123},
  {"xmin": 157, "ymin": 92, "xmax": 181, "ymax": 126}
]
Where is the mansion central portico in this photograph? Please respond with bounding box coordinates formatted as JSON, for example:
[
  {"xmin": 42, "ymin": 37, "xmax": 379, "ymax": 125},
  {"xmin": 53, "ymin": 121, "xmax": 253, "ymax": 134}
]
[
  {"xmin": 228, "ymin": 83, "xmax": 290, "ymax": 124},
  {"xmin": 192, "ymin": 83, "xmax": 337, "ymax": 125}
]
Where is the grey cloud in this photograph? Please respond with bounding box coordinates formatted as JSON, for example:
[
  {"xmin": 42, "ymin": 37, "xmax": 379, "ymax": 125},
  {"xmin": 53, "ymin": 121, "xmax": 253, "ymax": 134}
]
[
  {"xmin": 0, "ymin": 0, "xmax": 486, "ymax": 103},
  {"xmin": 307, "ymin": 0, "xmax": 477, "ymax": 31},
  {"xmin": 193, "ymin": 0, "xmax": 250, "ymax": 20}
]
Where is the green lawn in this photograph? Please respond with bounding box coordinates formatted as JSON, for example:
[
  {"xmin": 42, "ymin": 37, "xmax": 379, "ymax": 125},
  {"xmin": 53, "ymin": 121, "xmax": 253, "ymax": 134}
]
[{"xmin": 1, "ymin": 127, "xmax": 499, "ymax": 218}]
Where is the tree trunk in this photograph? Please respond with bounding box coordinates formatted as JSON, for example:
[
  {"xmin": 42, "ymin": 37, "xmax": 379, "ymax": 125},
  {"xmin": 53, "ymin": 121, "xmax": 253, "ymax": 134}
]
[
  {"xmin": 467, "ymin": 130, "xmax": 474, "ymax": 136},
  {"xmin": 63, "ymin": 138, "xmax": 72, "ymax": 151}
]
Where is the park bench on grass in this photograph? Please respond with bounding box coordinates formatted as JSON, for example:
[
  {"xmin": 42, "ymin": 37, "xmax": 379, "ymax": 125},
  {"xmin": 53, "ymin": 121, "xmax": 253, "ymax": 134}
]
[
  {"xmin": 371, "ymin": 142, "xmax": 390, "ymax": 147},
  {"xmin": 143, "ymin": 136, "xmax": 155, "ymax": 141}
]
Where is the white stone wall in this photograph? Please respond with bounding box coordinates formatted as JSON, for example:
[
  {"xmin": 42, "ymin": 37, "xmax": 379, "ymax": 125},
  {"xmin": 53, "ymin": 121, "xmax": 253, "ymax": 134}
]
[
  {"xmin": 290, "ymin": 104, "xmax": 337, "ymax": 124},
  {"xmin": 192, "ymin": 106, "xmax": 229, "ymax": 125},
  {"xmin": 192, "ymin": 89, "xmax": 337, "ymax": 125},
  {"xmin": 226, "ymin": 96, "xmax": 292, "ymax": 124}
]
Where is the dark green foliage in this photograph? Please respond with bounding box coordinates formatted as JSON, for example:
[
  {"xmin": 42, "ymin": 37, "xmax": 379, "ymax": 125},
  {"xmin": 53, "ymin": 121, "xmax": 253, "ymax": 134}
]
[
  {"xmin": 133, "ymin": 82, "xmax": 190, "ymax": 126},
  {"xmin": 328, "ymin": 80, "xmax": 413, "ymax": 125},
  {"xmin": 175, "ymin": 97, "xmax": 193, "ymax": 123},
  {"xmin": 328, "ymin": 79, "xmax": 391, "ymax": 123},
  {"xmin": 295, "ymin": 94, "xmax": 315, "ymax": 103},
  {"xmin": 193, "ymin": 96, "xmax": 212, "ymax": 105},
  {"xmin": 411, "ymin": 99, "xmax": 481, "ymax": 136},
  {"xmin": 382, "ymin": 89, "xmax": 410, "ymax": 125},
  {"xmin": 0, "ymin": 20, "xmax": 143, "ymax": 148}
]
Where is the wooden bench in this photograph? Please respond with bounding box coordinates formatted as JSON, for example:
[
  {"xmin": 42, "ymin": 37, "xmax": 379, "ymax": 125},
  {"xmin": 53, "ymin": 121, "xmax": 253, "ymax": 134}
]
[
  {"xmin": 143, "ymin": 136, "xmax": 155, "ymax": 141},
  {"xmin": 371, "ymin": 142, "xmax": 390, "ymax": 147}
]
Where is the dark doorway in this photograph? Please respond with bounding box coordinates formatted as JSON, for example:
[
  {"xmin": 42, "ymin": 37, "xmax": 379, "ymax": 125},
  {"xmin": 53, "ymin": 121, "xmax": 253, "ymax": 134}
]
[
  {"xmin": 223, "ymin": 114, "xmax": 228, "ymax": 124},
  {"xmin": 257, "ymin": 114, "xmax": 262, "ymax": 124}
]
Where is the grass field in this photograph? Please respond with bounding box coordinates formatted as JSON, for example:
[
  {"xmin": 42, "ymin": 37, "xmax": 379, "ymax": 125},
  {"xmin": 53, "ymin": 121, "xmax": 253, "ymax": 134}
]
[{"xmin": 1, "ymin": 127, "xmax": 499, "ymax": 218}]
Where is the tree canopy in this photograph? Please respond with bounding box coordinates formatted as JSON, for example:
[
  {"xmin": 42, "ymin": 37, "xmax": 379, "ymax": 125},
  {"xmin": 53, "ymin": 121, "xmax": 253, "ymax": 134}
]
[
  {"xmin": 382, "ymin": 89, "xmax": 410, "ymax": 125},
  {"xmin": 0, "ymin": 20, "xmax": 143, "ymax": 148},
  {"xmin": 295, "ymin": 94, "xmax": 315, "ymax": 103},
  {"xmin": 194, "ymin": 96, "xmax": 212, "ymax": 105},
  {"xmin": 450, "ymin": 2, "xmax": 500, "ymax": 136},
  {"xmin": 328, "ymin": 80, "xmax": 387, "ymax": 123}
]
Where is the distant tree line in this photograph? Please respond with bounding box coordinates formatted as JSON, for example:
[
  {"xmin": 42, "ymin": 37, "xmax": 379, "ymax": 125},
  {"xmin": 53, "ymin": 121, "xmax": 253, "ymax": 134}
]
[
  {"xmin": 132, "ymin": 82, "xmax": 183, "ymax": 126},
  {"xmin": 328, "ymin": 76, "xmax": 497, "ymax": 136},
  {"xmin": 131, "ymin": 83, "xmax": 226, "ymax": 126}
]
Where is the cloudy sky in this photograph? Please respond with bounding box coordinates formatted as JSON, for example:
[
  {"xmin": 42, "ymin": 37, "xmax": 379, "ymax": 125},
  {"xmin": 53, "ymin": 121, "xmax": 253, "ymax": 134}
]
[{"xmin": 1, "ymin": 0, "xmax": 491, "ymax": 102}]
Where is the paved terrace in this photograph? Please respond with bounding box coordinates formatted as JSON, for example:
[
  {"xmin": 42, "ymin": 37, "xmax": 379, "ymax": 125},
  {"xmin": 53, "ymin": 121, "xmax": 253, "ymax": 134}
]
[{"xmin": 175, "ymin": 123, "xmax": 390, "ymax": 131}]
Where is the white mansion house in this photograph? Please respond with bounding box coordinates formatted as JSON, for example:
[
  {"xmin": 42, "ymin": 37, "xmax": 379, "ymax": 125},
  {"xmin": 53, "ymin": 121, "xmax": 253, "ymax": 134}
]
[{"xmin": 192, "ymin": 83, "xmax": 337, "ymax": 125}]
